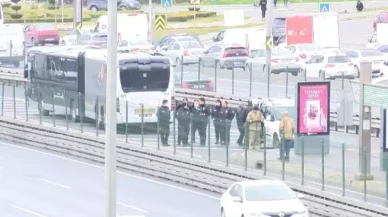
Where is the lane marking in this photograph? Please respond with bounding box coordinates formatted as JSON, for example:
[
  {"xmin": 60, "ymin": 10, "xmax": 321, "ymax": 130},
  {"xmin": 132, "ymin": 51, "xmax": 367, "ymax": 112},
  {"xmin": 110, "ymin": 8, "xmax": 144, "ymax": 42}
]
[
  {"xmin": 117, "ymin": 202, "xmax": 149, "ymax": 213},
  {"xmin": 11, "ymin": 205, "xmax": 49, "ymax": 217},
  {"xmin": 37, "ymin": 178, "xmax": 72, "ymax": 189},
  {"xmin": 1, "ymin": 142, "xmax": 219, "ymax": 200}
]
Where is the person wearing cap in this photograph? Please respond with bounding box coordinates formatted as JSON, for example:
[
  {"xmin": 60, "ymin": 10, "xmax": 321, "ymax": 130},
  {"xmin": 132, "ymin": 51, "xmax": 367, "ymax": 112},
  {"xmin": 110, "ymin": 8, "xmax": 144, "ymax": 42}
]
[
  {"xmin": 279, "ymin": 110, "xmax": 294, "ymax": 161},
  {"xmin": 191, "ymin": 98, "xmax": 210, "ymax": 146},
  {"xmin": 219, "ymin": 100, "xmax": 235, "ymax": 145},
  {"xmin": 176, "ymin": 98, "xmax": 190, "ymax": 111},
  {"xmin": 235, "ymin": 103, "xmax": 246, "ymax": 146},
  {"xmin": 157, "ymin": 99, "xmax": 171, "ymax": 146},
  {"xmin": 211, "ymin": 99, "xmax": 222, "ymax": 144},
  {"xmin": 176, "ymin": 102, "xmax": 191, "ymax": 146},
  {"xmin": 246, "ymin": 103, "xmax": 264, "ymax": 150}
]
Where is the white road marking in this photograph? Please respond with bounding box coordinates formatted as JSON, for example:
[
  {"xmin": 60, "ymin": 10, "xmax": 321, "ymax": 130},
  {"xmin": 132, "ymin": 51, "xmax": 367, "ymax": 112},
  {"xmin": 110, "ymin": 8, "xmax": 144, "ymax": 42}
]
[
  {"xmin": 0, "ymin": 142, "xmax": 219, "ymax": 200},
  {"xmin": 11, "ymin": 205, "xmax": 48, "ymax": 217},
  {"xmin": 116, "ymin": 202, "xmax": 148, "ymax": 213},
  {"xmin": 37, "ymin": 178, "xmax": 72, "ymax": 189}
]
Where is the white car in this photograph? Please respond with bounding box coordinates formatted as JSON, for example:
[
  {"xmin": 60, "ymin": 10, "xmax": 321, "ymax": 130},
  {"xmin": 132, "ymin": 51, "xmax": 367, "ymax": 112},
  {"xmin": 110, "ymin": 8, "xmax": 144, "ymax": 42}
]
[
  {"xmin": 300, "ymin": 53, "xmax": 357, "ymax": 79},
  {"xmin": 259, "ymin": 98, "xmax": 294, "ymax": 148},
  {"xmin": 220, "ymin": 180, "xmax": 308, "ymax": 217},
  {"xmin": 285, "ymin": 43, "xmax": 322, "ymax": 62},
  {"xmin": 160, "ymin": 40, "xmax": 204, "ymax": 65},
  {"xmin": 119, "ymin": 40, "xmax": 156, "ymax": 54},
  {"xmin": 245, "ymin": 48, "xmax": 300, "ymax": 76},
  {"xmin": 346, "ymin": 49, "xmax": 386, "ymax": 77}
]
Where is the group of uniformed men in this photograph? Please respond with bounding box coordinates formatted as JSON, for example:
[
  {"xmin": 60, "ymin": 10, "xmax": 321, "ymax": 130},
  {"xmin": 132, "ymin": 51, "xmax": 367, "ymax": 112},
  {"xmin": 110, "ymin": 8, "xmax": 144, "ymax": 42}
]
[{"xmin": 157, "ymin": 98, "xmax": 295, "ymax": 161}]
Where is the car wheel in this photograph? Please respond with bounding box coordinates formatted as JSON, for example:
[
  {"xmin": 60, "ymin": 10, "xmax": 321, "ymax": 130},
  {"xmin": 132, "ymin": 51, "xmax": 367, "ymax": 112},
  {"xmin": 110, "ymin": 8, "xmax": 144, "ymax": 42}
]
[
  {"xmin": 262, "ymin": 65, "xmax": 266, "ymax": 73},
  {"xmin": 273, "ymin": 134, "xmax": 280, "ymax": 148},
  {"xmin": 221, "ymin": 208, "xmax": 226, "ymax": 217},
  {"xmin": 12, "ymin": 61, "xmax": 20, "ymax": 67},
  {"xmin": 300, "ymin": 68, "xmax": 306, "ymax": 77},
  {"xmin": 291, "ymin": 71, "xmax": 298, "ymax": 76},
  {"xmin": 61, "ymin": 40, "xmax": 66, "ymax": 46},
  {"xmin": 355, "ymin": 66, "xmax": 360, "ymax": 78},
  {"xmin": 199, "ymin": 58, "xmax": 205, "ymax": 67},
  {"xmin": 90, "ymin": 6, "xmax": 98, "ymax": 12},
  {"xmin": 246, "ymin": 64, "xmax": 251, "ymax": 73},
  {"xmin": 176, "ymin": 57, "xmax": 182, "ymax": 66},
  {"xmin": 216, "ymin": 61, "xmax": 222, "ymax": 69},
  {"xmin": 38, "ymin": 97, "xmax": 50, "ymax": 116},
  {"xmin": 319, "ymin": 70, "xmax": 325, "ymax": 80},
  {"xmin": 120, "ymin": 5, "xmax": 128, "ymax": 10}
]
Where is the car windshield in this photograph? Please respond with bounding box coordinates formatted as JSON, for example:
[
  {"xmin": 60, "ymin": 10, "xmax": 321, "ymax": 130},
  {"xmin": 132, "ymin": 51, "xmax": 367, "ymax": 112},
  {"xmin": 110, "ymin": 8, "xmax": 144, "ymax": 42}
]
[
  {"xmin": 36, "ymin": 23, "xmax": 55, "ymax": 30},
  {"xmin": 328, "ymin": 56, "xmax": 350, "ymax": 63},
  {"xmin": 361, "ymin": 50, "xmax": 383, "ymax": 57},
  {"xmin": 274, "ymin": 106, "xmax": 295, "ymax": 120},
  {"xmin": 298, "ymin": 44, "xmax": 320, "ymax": 51},
  {"xmin": 176, "ymin": 37, "xmax": 196, "ymax": 42},
  {"xmin": 244, "ymin": 184, "xmax": 296, "ymax": 201},
  {"xmin": 182, "ymin": 41, "xmax": 202, "ymax": 49},
  {"xmin": 92, "ymin": 35, "xmax": 107, "ymax": 42}
]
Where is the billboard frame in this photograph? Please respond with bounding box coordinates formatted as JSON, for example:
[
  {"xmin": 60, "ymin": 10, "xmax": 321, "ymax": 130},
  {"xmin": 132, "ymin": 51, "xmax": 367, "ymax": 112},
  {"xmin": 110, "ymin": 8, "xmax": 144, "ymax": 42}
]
[{"xmin": 297, "ymin": 81, "xmax": 331, "ymax": 135}]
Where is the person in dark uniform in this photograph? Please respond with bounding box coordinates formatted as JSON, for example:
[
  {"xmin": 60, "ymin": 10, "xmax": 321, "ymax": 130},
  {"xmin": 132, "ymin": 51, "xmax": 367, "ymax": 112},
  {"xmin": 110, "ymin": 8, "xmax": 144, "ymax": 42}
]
[
  {"xmin": 219, "ymin": 101, "xmax": 235, "ymax": 145},
  {"xmin": 176, "ymin": 98, "xmax": 190, "ymax": 111},
  {"xmin": 176, "ymin": 102, "xmax": 191, "ymax": 146},
  {"xmin": 356, "ymin": 0, "xmax": 364, "ymax": 11},
  {"xmin": 211, "ymin": 99, "xmax": 222, "ymax": 144},
  {"xmin": 236, "ymin": 103, "xmax": 246, "ymax": 146},
  {"xmin": 243, "ymin": 100, "xmax": 253, "ymax": 123},
  {"xmin": 259, "ymin": 0, "xmax": 267, "ymax": 19},
  {"xmin": 157, "ymin": 99, "xmax": 171, "ymax": 146},
  {"xmin": 190, "ymin": 99, "xmax": 200, "ymax": 144},
  {"xmin": 191, "ymin": 98, "xmax": 209, "ymax": 146}
]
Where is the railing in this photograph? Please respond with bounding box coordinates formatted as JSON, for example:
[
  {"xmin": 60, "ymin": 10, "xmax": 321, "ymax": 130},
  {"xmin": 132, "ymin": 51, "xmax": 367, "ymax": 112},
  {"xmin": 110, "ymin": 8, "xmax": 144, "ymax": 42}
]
[
  {"xmin": 175, "ymin": 88, "xmax": 381, "ymax": 137},
  {"xmin": 0, "ymin": 117, "xmax": 386, "ymax": 217}
]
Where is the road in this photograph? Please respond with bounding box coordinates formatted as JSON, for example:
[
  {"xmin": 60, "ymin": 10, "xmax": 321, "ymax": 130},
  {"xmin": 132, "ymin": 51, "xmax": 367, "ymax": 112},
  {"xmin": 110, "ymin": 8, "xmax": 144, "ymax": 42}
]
[
  {"xmin": 0, "ymin": 84, "xmax": 386, "ymax": 200},
  {"xmin": 0, "ymin": 141, "xmax": 220, "ymax": 217}
]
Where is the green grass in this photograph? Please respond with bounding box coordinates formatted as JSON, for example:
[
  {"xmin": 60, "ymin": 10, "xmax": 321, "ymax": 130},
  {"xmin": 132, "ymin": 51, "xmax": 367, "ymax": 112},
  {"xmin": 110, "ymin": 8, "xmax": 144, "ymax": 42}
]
[
  {"xmin": 174, "ymin": 0, "xmax": 362, "ymax": 5},
  {"xmin": 170, "ymin": 15, "xmax": 250, "ymax": 23}
]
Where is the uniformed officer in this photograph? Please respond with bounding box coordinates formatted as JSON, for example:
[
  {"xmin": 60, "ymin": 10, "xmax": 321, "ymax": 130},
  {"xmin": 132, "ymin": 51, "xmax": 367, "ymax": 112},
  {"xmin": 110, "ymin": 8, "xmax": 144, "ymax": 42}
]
[
  {"xmin": 211, "ymin": 99, "xmax": 222, "ymax": 144},
  {"xmin": 246, "ymin": 103, "xmax": 264, "ymax": 150},
  {"xmin": 259, "ymin": 0, "xmax": 267, "ymax": 19},
  {"xmin": 157, "ymin": 99, "xmax": 171, "ymax": 146},
  {"xmin": 191, "ymin": 98, "xmax": 209, "ymax": 146},
  {"xmin": 279, "ymin": 111, "xmax": 295, "ymax": 161},
  {"xmin": 235, "ymin": 103, "xmax": 246, "ymax": 146},
  {"xmin": 219, "ymin": 101, "xmax": 235, "ymax": 145},
  {"xmin": 176, "ymin": 102, "xmax": 191, "ymax": 146}
]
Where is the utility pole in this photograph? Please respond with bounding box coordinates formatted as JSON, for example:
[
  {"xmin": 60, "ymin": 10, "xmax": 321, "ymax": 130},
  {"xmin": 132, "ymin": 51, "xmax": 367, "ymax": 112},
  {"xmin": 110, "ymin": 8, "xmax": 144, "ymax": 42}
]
[
  {"xmin": 265, "ymin": 1, "xmax": 273, "ymax": 98},
  {"xmin": 355, "ymin": 61, "xmax": 374, "ymax": 181},
  {"xmin": 105, "ymin": 0, "xmax": 118, "ymax": 216},
  {"xmin": 148, "ymin": 0, "xmax": 155, "ymax": 42},
  {"xmin": 73, "ymin": 0, "xmax": 82, "ymax": 43}
]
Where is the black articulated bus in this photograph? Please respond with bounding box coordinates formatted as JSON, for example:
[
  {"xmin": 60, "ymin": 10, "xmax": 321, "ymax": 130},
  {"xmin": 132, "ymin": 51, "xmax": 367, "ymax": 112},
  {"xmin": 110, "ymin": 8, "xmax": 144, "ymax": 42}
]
[{"xmin": 26, "ymin": 46, "xmax": 175, "ymax": 127}]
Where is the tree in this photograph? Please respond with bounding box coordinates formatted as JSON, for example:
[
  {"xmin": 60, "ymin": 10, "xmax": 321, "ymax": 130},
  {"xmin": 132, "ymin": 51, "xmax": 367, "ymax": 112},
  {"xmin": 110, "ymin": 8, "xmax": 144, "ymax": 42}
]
[{"xmin": 10, "ymin": 0, "xmax": 23, "ymax": 19}]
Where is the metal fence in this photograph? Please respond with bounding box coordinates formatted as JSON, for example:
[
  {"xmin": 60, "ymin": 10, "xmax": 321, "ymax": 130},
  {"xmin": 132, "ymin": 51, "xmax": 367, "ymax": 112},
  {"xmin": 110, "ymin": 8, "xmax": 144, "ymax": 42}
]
[{"xmin": 2, "ymin": 80, "xmax": 388, "ymax": 209}]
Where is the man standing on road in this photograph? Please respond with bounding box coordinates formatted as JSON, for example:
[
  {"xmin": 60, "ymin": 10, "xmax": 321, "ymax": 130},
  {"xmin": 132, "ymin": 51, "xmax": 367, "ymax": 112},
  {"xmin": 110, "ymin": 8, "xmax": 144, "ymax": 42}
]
[
  {"xmin": 259, "ymin": 0, "xmax": 267, "ymax": 19},
  {"xmin": 278, "ymin": 111, "xmax": 294, "ymax": 161},
  {"xmin": 157, "ymin": 99, "xmax": 171, "ymax": 146},
  {"xmin": 191, "ymin": 98, "xmax": 210, "ymax": 146},
  {"xmin": 219, "ymin": 101, "xmax": 235, "ymax": 145},
  {"xmin": 246, "ymin": 104, "xmax": 264, "ymax": 150},
  {"xmin": 211, "ymin": 99, "xmax": 222, "ymax": 144},
  {"xmin": 236, "ymin": 103, "xmax": 246, "ymax": 146},
  {"xmin": 176, "ymin": 102, "xmax": 191, "ymax": 146}
]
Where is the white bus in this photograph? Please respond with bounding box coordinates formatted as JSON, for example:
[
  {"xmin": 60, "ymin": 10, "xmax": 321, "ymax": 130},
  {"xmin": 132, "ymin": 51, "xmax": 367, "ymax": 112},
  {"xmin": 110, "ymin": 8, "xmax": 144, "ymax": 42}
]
[{"xmin": 26, "ymin": 46, "xmax": 175, "ymax": 127}]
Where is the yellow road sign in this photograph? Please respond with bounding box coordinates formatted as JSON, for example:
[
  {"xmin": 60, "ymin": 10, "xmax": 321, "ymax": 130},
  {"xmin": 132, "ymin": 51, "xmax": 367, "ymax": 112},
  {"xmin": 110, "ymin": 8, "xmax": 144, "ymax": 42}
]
[
  {"xmin": 155, "ymin": 15, "xmax": 166, "ymax": 31},
  {"xmin": 76, "ymin": 22, "xmax": 82, "ymax": 35},
  {"xmin": 266, "ymin": 36, "xmax": 272, "ymax": 50}
]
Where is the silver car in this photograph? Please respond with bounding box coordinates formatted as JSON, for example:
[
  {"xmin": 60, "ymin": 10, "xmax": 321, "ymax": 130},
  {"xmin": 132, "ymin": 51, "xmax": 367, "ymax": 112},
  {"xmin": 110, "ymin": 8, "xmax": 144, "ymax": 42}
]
[
  {"xmin": 160, "ymin": 40, "xmax": 204, "ymax": 65},
  {"xmin": 199, "ymin": 44, "xmax": 249, "ymax": 70},
  {"xmin": 245, "ymin": 48, "xmax": 300, "ymax": 76}
]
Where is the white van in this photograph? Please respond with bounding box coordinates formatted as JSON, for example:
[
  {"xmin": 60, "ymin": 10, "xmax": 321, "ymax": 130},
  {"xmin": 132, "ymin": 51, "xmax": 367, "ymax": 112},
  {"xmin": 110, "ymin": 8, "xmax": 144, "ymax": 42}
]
[
  {"xmin": 93, "ymin": 14, "xmax": 149, "ymax": 42},
  {"xmin": 0, "ymin": 24, "xmax": 24, "ymax": 67}
]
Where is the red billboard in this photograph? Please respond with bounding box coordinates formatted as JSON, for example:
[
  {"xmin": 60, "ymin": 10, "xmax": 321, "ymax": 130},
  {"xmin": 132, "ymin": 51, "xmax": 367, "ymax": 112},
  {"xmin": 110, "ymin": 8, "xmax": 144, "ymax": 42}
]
[
  {"xmin": 297, "ymin": 82, "xmax": 330, "ymax": 135},
  {"xmin": 286, "ymin": 15, "xmax": 314, "ymax": 45}
]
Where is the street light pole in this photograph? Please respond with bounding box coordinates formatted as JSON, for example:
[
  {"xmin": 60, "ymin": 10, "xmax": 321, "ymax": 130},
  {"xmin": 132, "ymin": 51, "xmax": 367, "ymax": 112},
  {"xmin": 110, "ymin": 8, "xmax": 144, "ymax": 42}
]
[
  {"xmin": 265, "ymin": 1, "xmax": 273, "ymax": 98},
  {"xmin": 104, "ymin": 0, "xmax": 118, "ymax": 216}
]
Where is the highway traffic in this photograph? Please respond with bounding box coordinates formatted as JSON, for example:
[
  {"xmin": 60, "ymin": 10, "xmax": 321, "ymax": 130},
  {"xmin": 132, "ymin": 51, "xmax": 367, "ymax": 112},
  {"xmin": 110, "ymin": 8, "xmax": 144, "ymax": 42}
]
[{"xmin": 0, "ymin": 141, "xmax": 220, "ymax": 217}]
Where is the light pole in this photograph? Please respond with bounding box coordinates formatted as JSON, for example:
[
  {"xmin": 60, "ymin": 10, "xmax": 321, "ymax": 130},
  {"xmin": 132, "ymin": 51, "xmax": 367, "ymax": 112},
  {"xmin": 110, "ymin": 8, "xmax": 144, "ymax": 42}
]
[{"xmin": 104, "ymin": 0, "xmax": 118, "ymax": 216}]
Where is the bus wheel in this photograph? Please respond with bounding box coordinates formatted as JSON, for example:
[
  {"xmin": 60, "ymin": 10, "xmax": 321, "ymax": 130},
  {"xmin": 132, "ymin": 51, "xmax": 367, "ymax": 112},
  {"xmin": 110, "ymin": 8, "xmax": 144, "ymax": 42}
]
[
  {"xmin": 70, "ymin": 100, "xmax": 79, "ymax": 123},
  {"xmin": 38, "ymin": 97, "xmax": 49, "ymax": 116}
]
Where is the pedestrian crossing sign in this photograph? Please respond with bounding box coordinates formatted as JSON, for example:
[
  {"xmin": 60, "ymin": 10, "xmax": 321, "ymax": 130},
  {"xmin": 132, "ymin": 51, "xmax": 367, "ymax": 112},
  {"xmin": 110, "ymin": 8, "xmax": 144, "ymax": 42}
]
[{"xmin": 319, "ymin": 3, "xmax": 330, "ymax": 12}]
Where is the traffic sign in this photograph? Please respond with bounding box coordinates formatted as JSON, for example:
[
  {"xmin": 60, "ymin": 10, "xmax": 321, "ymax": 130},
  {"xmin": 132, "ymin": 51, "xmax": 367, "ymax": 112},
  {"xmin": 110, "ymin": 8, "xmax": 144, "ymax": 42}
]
[
  {"xmin": 266, "ymin": 36, "xmax": 272, "ymax": 50},
  {"xmin": 76, "ymin": 22, "xmax": 82, "ymax": 35},
  {"xmin": 319, "ymin": 2, "xmax": 330, "ymax": 12},
  {"xmin": 155, "ymin": 15, "xmax": 166, "ymax": 31},
  {"xmin": 162, "ymin": 0, "xmax": 172, "ymax": 8},
  {"xmin": 190, "ymin": 0, "xmax": 200, "ymax": 4}
]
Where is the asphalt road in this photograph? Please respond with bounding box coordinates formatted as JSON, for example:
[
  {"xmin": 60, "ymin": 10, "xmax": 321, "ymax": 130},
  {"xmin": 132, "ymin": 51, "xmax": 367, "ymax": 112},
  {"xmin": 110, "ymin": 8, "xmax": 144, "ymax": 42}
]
[{"xmin": 0, "ymin": 140, "xmax": 220, "ymax": 217}]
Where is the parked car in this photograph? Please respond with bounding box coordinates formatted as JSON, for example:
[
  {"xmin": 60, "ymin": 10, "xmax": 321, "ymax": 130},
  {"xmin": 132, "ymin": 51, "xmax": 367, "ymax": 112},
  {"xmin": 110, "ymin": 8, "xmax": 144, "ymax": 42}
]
[
  {"xmin": 155, "ymin": 34, "xmax": 200, "ymax": 51},
  {"xmin": 87, "ymin": 0, "xmax": 140, "ymax": 11},
  {"xmin": 285, "ymin": 43, "xmax": 322, "ymax": 62},
  {"xmin": 61, "ymin": 33, "xmax": 107, "ymax": 46},
  {"xmin": 373, "ymin": 12, "xmax": 388, "ymax": 31},
  {"xmin": 300, "ymin": 53, "xmax": 356, "ymax": 79},
  {"xmin": 245, "ymin": 48, "xmax": 300, "ymax": 75},
  {"xmin": 199, "ymin": 44, "xmax": 248, "ymax": 70},
  {"xmin": 24, "ymin": 23, "xmax": 60, "ymax": 46},
  {"xmin": 119, "ymin": 39, "xmax": 156, "ymax": 54},
  {"xmin": 175, "ymin": 70, "xmax": 214, "ymax": 91},
  {"xmin": 346, "ymin": 49, "xmax": 386, "ymax": 77},
  {"xmin": 160, "ymin": 40, "xmax": 204, "ymax": 65}
]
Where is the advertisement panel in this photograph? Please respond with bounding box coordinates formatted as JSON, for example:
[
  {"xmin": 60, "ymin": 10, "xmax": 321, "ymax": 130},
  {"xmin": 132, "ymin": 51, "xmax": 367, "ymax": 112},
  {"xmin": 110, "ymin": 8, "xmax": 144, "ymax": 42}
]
[
  {"xmin": 286, "ymin": 15, "xmax": 314, "ymax": 45},
  {"xmin": 297, "ymin": 81, "xmax": 330, "ymax": 135}
]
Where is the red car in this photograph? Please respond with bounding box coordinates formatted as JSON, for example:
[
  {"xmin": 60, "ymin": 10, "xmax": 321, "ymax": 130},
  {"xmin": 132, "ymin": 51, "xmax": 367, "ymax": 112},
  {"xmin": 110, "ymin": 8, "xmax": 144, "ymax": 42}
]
[
  {"xmin": 24, "ymin": 23, "xmax": 60, "ymax": 46},
  {"xmin": 373, "ymin": 12, "xmax": 388, "ymax": 31}
]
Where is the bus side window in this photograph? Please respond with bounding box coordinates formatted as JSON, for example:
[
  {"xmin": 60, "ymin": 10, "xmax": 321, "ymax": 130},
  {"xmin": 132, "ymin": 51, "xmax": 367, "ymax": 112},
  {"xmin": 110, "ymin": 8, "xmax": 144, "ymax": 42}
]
[{"xmin": 31, "ymin": 54, "xmax": 47, "ymax": 79}]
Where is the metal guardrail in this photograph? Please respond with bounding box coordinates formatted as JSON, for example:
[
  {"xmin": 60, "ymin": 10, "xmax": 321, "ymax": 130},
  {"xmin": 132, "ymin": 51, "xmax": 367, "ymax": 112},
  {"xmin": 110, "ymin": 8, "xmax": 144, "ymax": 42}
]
[
  {"xmin": 175, "ymin": 88, "xmax": 382, "ymax": 137},
  {"xmin": 0, "ymin": 117, "xmax": 386, "ymax": 217}
]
